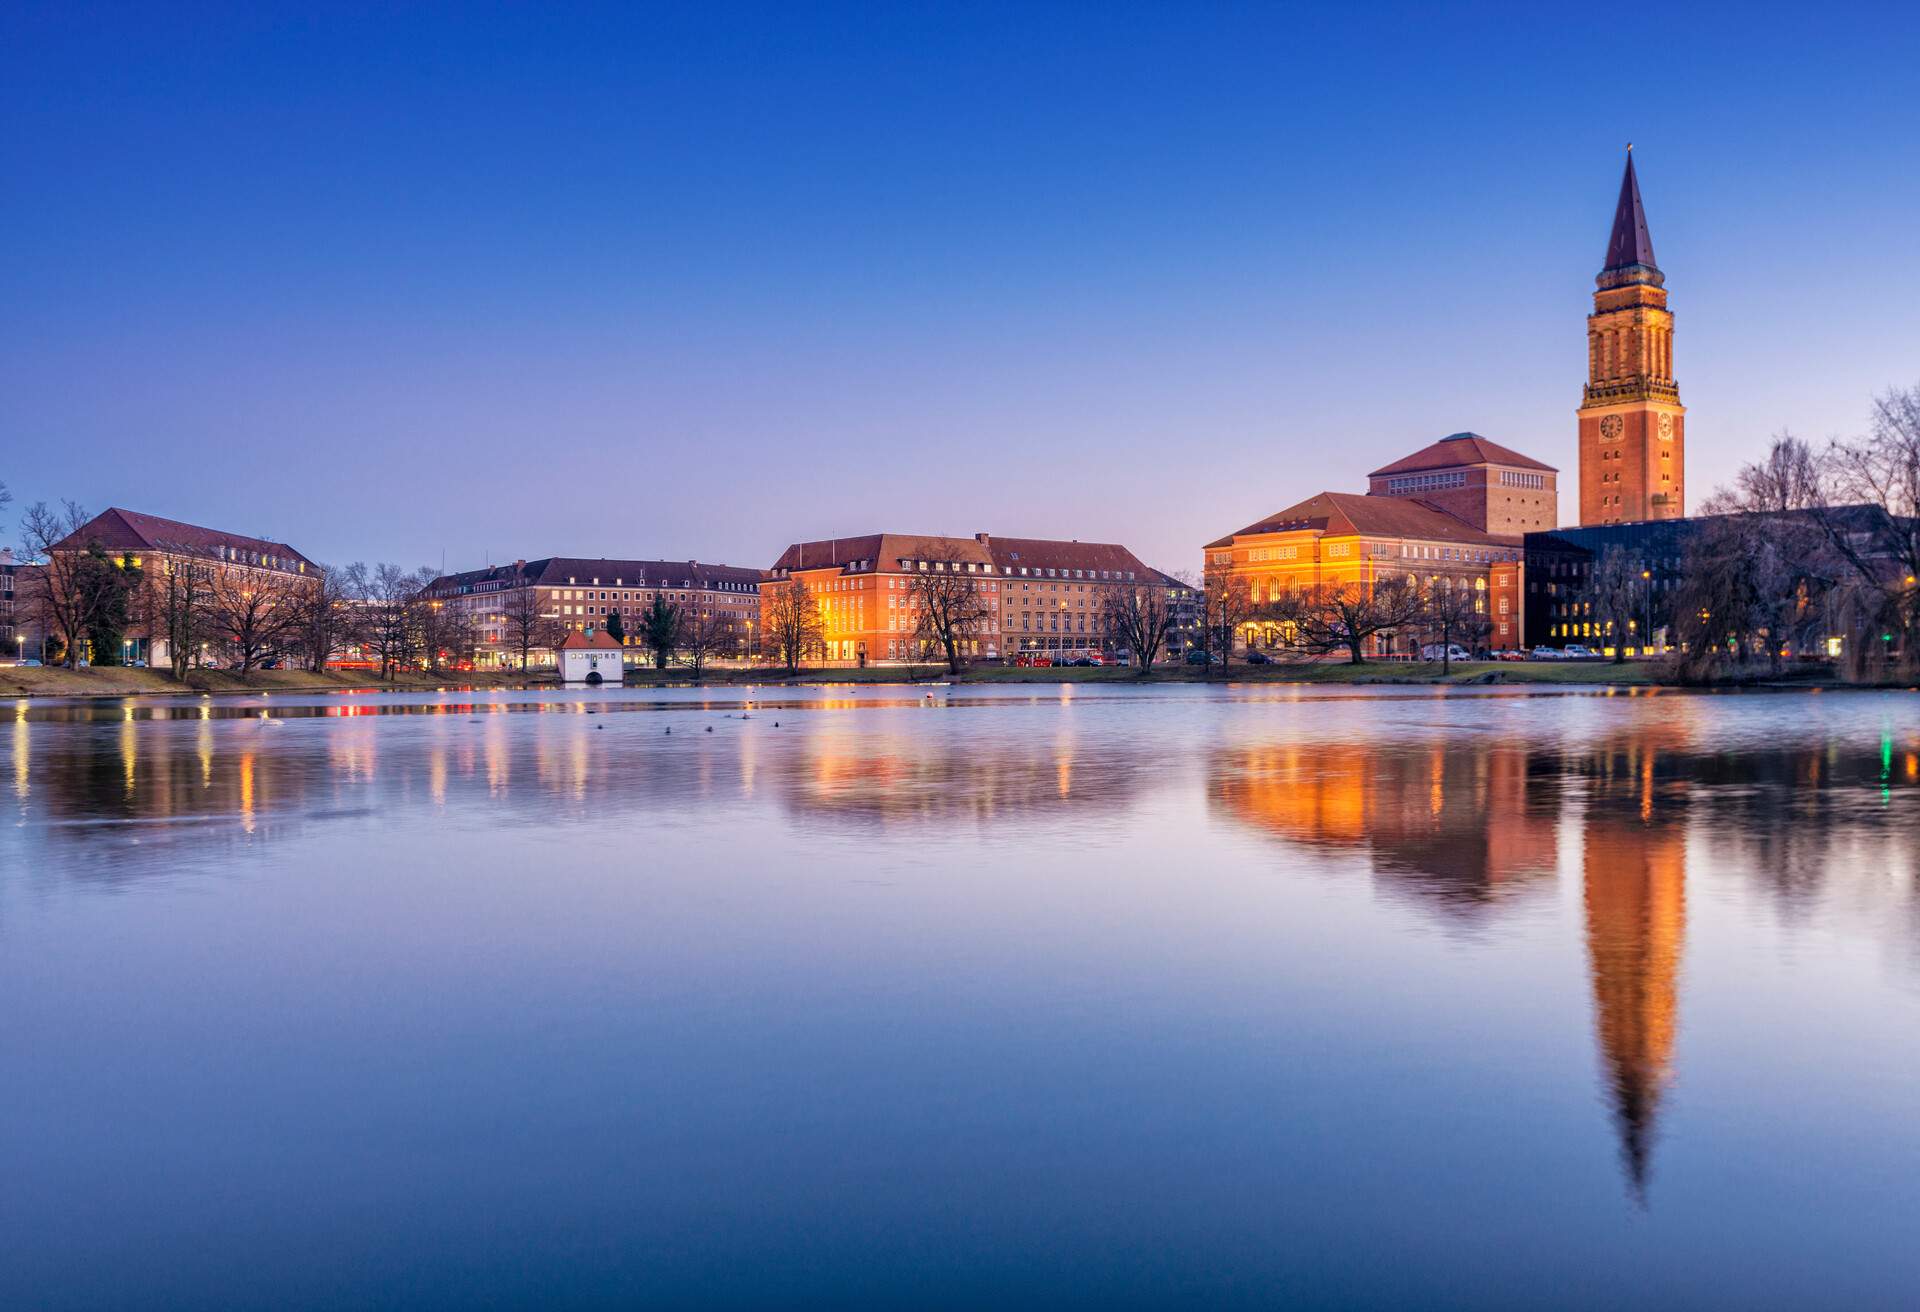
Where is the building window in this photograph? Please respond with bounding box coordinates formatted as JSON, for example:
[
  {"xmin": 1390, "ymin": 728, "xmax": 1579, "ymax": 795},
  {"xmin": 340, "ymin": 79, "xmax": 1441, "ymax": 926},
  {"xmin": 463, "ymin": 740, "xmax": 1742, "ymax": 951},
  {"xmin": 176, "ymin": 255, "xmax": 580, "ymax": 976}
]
[{"xmin": 1386, "ymin": 470, "xmax": 1467, "ymax": 494}]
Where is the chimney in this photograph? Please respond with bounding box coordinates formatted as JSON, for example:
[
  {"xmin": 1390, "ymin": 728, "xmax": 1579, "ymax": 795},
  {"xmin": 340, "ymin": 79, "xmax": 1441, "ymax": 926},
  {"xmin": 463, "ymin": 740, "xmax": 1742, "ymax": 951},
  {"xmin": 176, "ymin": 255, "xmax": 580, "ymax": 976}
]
[{"xmin": 974, "ymin": 532, "xmax": 990, "ymax": 544}]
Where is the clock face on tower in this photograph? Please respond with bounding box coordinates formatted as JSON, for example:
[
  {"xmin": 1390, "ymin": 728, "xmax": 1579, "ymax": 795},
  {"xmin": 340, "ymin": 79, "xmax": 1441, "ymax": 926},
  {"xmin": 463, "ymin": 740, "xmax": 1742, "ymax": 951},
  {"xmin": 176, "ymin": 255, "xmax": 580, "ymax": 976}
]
[
  {"xmin": 1658, "ymin": 413, "xmax": 1674, "ymax": 440},
  {"xmin": 1599, "ymin": 415, "xmax": 1624, "ymax": 440}
]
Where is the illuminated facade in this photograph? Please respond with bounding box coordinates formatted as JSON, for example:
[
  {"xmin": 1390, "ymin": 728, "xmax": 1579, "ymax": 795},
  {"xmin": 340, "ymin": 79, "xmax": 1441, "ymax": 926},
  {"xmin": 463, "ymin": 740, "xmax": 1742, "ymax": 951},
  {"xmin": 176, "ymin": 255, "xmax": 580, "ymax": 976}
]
[
  {"xmin": 1204, "ymin": 487, "xmax": 1527, "ymax": 654},
  {"xmin": 763, "ymin": 532, "xmax": 1164, "ymax": 664},
  {"xmin": 1578, "ymin": 150, "xmax": 1685, "ymax": 525},
  {"xmin": 423, "ymin": 556, "xmax": 763, "ymax": 668}
]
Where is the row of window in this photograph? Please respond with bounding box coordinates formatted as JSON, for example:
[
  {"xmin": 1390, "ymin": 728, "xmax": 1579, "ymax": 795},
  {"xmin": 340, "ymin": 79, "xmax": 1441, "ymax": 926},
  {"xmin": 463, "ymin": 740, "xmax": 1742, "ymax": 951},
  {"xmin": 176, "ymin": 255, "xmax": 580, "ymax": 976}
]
[{"xmin": 1386, "ymin": 471, "xmax": 1467, "ymax": 494}]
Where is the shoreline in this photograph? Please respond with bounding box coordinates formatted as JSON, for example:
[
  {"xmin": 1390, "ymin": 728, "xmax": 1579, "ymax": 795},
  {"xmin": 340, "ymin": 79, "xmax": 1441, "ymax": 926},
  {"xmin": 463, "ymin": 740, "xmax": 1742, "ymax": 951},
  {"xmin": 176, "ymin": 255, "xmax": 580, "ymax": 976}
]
[{"xmin": 6, "ymin": 661, "xmax": 1911, "ymax": 699}]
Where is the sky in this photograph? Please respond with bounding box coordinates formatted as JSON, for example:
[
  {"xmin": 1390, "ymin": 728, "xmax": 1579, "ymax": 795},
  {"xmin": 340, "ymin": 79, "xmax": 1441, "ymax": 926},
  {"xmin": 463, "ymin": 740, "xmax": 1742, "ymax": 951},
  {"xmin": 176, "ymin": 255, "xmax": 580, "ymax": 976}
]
[{"xmin": 3, "ymin": 2, "xmax": 1917, "ymax": 576}]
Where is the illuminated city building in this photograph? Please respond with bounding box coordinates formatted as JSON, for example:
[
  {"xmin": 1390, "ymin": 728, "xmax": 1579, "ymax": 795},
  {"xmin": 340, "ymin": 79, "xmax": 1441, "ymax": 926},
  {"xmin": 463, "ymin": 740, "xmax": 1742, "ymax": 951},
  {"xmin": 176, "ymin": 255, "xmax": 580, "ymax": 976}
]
[
  {"xmin": 763, "ymin": 532, "xmax": 1167, "ymax": 664},
  {"xmin": 1204, "ymin": 483, "xmax": 1527, "ymax": 655},
  {"xmin": 44, "ymin": 508, "xmax": 318, "ymax": 668},
  {"xmin": 1578, "ymin": 149, "xmax": 1686, "ymax": 525},
  {"xmin": 422, "ymin": 556, "xmax": 763, "ymax": 668}
]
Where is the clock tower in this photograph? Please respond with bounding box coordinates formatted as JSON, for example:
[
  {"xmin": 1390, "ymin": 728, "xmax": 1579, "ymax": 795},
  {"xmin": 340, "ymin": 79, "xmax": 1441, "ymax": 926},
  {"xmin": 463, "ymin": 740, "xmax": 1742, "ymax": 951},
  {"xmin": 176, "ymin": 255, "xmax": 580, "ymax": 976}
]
[{"xmin": 1578, "ymin": 149, "xmax": 1684, "ymax": 525}]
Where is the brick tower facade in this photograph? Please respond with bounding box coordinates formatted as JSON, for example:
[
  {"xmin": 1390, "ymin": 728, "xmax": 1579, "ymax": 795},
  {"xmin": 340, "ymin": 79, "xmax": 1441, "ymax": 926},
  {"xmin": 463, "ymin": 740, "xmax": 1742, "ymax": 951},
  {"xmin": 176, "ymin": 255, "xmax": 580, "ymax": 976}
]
[{"xmin": 1578, "ymin": 150, "xmax": 1684, "ymax": 525}]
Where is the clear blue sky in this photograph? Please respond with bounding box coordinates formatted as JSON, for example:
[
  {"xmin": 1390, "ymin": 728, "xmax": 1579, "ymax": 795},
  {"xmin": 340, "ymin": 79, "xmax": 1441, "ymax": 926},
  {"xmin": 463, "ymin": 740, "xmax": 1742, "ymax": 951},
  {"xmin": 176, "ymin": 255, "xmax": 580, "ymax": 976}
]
[{"xmin": 4, "ymin": 2, "xmax": 1916, "ymax": 574}]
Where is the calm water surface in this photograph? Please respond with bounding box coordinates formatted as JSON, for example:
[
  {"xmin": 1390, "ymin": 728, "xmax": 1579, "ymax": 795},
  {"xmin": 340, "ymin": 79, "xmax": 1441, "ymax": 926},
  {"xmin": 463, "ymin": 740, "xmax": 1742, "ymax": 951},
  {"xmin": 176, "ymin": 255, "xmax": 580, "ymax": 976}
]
[{"xmin": 5, "ymin": 683, "xmax": 1920, "ymax": 1309}]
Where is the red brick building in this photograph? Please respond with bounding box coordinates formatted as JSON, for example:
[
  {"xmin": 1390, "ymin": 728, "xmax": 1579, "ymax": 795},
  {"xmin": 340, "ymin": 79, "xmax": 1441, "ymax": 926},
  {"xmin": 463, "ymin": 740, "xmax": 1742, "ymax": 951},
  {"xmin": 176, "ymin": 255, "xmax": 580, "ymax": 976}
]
[{"xmin": 1577, "ymin": 150, "xmax": 1685, "ymax": 525}]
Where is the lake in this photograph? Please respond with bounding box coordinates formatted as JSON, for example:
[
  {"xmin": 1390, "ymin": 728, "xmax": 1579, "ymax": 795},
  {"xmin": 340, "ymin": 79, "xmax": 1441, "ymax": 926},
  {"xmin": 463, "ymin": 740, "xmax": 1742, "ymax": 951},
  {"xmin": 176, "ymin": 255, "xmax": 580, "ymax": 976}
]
[{"xmin": 4, "ymin": 683, "xmax": 1919, "ymax": 1309}]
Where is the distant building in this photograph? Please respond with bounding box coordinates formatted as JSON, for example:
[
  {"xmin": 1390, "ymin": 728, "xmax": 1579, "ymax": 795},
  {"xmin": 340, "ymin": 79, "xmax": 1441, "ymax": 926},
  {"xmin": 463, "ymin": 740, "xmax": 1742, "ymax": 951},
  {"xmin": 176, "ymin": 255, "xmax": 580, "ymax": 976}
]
[
  {"xmin": 556, "ymin": 629, "xmax": 625, "ymax": 684},
  {"xmin": 44, "ymin": 508, "xmax": 317, "ymax": 667},
  {"xmin": 1, "ymin": 550, "xmax": 45, "ymax": 663},
  {"xmin": 762, "ymin": 531, "xmax": 1161, "ymax": 664},
  {"xmin": 421, "ymin": 556, "xmax": 763, "ymax": 668},
  {"xmin": 1522, "ymin": 519, "xmax": 1693, "ymax": 654},
  {"xmin": 1520, "ymin": 506, "xmax": 1904, "ymax": 656},
  {"xmin": 1154, "ymin": 568, "xmax": 1203, "ymax": 655}
]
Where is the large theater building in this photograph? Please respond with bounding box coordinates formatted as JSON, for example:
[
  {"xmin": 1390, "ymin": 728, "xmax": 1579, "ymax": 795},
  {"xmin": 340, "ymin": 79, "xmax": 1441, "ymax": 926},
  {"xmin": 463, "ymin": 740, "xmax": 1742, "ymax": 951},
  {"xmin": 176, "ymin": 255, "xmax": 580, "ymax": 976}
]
[{"xmin": 1206, "ymin": 434, "xmax": 1544, "ymax": 654}]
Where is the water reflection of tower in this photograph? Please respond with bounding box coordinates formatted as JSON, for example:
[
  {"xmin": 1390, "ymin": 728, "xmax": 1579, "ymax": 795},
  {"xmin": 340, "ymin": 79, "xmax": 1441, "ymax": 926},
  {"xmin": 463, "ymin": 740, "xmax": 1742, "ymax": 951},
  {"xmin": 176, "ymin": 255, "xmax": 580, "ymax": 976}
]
[{"xmin": 1581, "ymin": 735, "xmax": 1688, "ymax": 1201}]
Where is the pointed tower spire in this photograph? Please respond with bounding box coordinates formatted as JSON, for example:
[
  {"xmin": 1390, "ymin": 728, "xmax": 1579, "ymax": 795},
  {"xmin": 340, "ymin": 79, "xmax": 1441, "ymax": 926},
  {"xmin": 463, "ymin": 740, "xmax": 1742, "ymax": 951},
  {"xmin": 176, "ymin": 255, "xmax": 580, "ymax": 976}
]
[{"xmin": 1603, "ymin": 146, "xmax": 1658, "ymax": 275}]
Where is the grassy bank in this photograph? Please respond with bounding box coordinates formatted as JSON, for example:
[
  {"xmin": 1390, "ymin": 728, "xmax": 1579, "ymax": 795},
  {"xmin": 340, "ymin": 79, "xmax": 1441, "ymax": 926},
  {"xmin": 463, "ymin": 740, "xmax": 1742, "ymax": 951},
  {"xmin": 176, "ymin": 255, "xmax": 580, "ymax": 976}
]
[
  {"xmin": 622, "ymin": 660, "xmax": 1664, "ymax": 688},
  {"xmin": 0, "ymin": 665, "xmax": 538, "ymax": 698}
]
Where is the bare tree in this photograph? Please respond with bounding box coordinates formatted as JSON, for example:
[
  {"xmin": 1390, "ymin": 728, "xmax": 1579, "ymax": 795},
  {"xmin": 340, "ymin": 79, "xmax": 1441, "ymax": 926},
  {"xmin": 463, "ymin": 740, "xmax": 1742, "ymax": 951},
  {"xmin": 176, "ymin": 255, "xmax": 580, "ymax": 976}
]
[
  {"xmin": 19, "ymin": 500, "xmax": 96, "ymax": 666},
  {"xmin": 293, "ymin": 563, "xmax": 362, "ymax": 673},
  {"xmin": 1577, "ymin": 548, "xmax": 1645, "ymax": 664},
  {"xmin": 1708, "ymin": 431, "xmax": 1824, "ymax": 515},
  {"xmin": 1420, "ymin": 576, "xmax": 1493, "ymax": 672},
  {"xmin": 206, "ymin": 567, "xmax": 304, "ymax": 672},
  {"xmin": 1198, "ymin": 558, "xmax": 1253, "ymax": 674},
  {"xmin": 361, "ymin": 563, "xmax": 424, "ymax": 680},
  {"xmin": 761, "ymin": 577, "xmax": 823, "ymax": 674},
  {"xmin": 145, "ymin": 548, "xmax": 215, "ymax": 677},
  {"xmin": 1288, "ymin": 576, "xmax": 1424, "ymax": 665},
  {"xmin": 908, "ymin": 545, "xmax": 992, "ymax": 674},
  {"xmin": 1823, "ymin": 384, "xmax": 1920, "ymax": 670},
  {"xmin": 502, "ymin": 584, "xmax": 561, "ymax": 671},
  {"xmin": 680, "ymin": 599, "xmax": 737, "ymax": 679},
  {"xmin": 1100, "ymin": 578, "xmax": 1175, "ymax": 674}
]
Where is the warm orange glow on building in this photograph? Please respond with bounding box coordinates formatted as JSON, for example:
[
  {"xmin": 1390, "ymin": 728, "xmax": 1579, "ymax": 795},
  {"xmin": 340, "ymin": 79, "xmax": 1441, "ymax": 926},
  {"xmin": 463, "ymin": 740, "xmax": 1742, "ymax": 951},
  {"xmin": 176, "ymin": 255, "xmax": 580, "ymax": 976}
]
[{"xmin": 1578, "ymin": 151, "xmax": 1685, "ymax": 525}]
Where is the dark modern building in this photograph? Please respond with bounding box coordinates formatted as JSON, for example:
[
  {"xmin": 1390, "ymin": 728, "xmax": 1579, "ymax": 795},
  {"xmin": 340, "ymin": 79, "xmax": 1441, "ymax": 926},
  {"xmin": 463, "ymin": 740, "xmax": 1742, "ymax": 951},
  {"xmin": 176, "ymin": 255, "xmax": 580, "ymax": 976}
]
[{"xmin": 1523, "ymin": 519, "xmax": 1696, "ymax": 652}]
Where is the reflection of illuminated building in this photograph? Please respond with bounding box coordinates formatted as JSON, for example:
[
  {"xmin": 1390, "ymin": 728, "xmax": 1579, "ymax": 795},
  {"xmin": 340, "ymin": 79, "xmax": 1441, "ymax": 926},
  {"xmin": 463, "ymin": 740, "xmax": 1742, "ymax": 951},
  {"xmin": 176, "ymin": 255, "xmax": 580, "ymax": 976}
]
[
  {"xmin": 1210, "ymin": 739, "xmax": 1559, "ymax": 921},
  {"xmin": 1582, "ymin": 812, "xmax": 1685, "ymax": 1199},
  {"xmin": 1576, "ymin": 720, "xmax": 1692, "ymax": 1200},
  {"xmin": 771, "ymin": 702, "xmax": 1160, "ymax": 828}
]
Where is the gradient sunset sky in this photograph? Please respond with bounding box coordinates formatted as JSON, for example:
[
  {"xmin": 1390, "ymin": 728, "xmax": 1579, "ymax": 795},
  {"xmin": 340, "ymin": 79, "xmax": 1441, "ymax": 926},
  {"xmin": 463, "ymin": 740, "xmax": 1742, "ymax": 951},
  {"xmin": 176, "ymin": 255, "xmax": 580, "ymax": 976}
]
[{"xmin": 5, "ymin": 3, "xmax": 1917, "ymax": 574}]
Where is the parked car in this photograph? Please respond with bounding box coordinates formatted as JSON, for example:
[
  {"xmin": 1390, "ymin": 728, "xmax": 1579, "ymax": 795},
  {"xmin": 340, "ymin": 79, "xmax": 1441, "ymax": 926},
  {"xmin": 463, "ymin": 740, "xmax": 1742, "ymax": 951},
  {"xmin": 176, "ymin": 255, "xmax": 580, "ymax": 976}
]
[
  {"xmin": 15, "ymin": 658, "xmax": 43, "ymax": 667},
  {"xmin": 1529, "ymin": 646, "xmax": 1564, "ymax": 661},
  {"xmin": 1562, "ymin": 644, "xmax": 1600, "ymax": 660},
  {"xmin": 1245, "ymin": 650, "xmax": 1271, "ymax": 664},
  {"xmin": 1184, "ymin": 649, "xmax": 1212, "ymax": 665},
  {"xmin": 1495, "ymin": 649, "xmax": 1529, "ymax": 662},
  {"xmin": 1420, "ymin": 643, "xmax": 1472, "ymax": 663}
]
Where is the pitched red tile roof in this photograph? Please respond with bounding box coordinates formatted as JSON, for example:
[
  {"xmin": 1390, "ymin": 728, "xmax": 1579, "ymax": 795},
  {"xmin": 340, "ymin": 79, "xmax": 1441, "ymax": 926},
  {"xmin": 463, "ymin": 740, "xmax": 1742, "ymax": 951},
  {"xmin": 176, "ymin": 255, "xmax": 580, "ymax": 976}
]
[
  {"xmin": 770, "ymin": 534, "xmax": 994, "ymax": 574},
  {"xmin": 769, "ymin": 532, "xmax": 1156, "ymax": 582},
  {"xmin": 53, "ymin": 508, "xmax": 315, "ymax": 570},
  {"xmin": 980, "ymin": 535, "xmax": 1152, "ymax": 578},
  {"xmin": 1368, "ymin": 434, "xmax": 1556, "ymax": 478},
  {"xmin": 557, "ymin": 629, "xmax": 623, "ymax": 651},
  {"xmin": 1209, "ymin": 492, "xmax": 1499, "ymax": 549}
]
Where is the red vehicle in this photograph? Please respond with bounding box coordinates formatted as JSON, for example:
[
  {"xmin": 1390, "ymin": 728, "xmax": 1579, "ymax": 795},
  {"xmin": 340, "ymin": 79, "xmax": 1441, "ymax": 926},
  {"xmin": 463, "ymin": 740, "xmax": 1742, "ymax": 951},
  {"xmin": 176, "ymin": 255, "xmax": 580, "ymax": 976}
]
[{"xmin": 1015, "ymin": 654, "xmax": 1053, "ymax": 668}]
